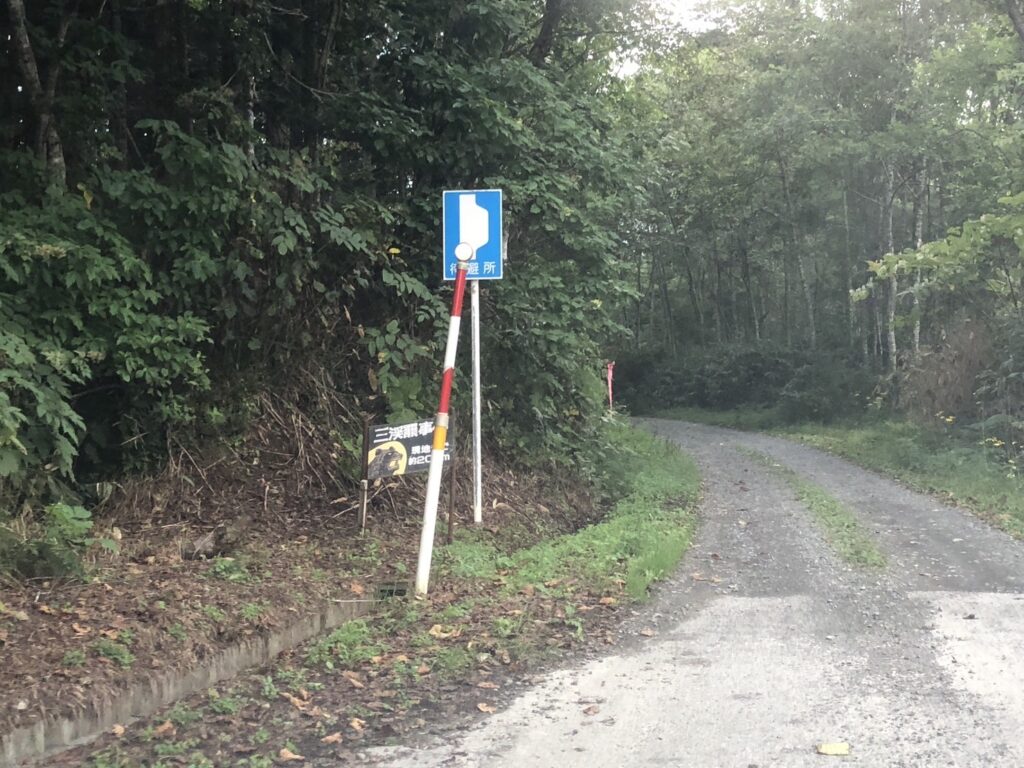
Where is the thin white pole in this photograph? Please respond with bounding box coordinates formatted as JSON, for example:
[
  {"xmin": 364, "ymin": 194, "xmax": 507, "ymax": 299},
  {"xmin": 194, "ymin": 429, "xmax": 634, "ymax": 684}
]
[{"xmin": 471, "ymin": 280, "xmax": 483, "ymax": 524}]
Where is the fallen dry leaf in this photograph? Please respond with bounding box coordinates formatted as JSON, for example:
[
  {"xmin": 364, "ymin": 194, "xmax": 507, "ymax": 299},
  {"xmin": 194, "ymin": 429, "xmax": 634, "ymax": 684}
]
[
  {"xmin": 36, "ymin": 604, "xmax": 55, "ymax": 615},
  {"xmin": 349, "ymin": 582, "xmax": 366, "ymax": 596},
  {"xmin": 100, "ymin": 629, "xmax": 120, "ymax": 640},
  {"xmin": 640, "ymin": 628, "xmax": 656, "ymax": 637},
  {"xmin": 341, "ymin": 671, "xmax": 364, "ymax": 689},
  {"xmin": 278, "ymin": 747, "xmax": 305, "ymax": 762},
  {"xmin": 110, "ymin": 724, "xmax": 126, "ymax": 737},
  {"xmin": 281, "ymin": 692, "xmax": 308, "ymax": 711},
  {"xmin": 598, "ymin": 597, "xmax": 617, "ymax": 606},
  {"xmin": 583, "ymin": 705, "xmax": 601, "ymax": 716},
  {"xmin": 8, "ymin": 609, "xmax": 29, "ymax": 622},
  {"xmin": 417, "ymin": 664, "xmax": 430, "ymax": 675},
  {"xmin": 321, "ymin": 731, "xmax": 343, "ymax": 745},
  {"xmin": 349, "ymin": 717, "xmax": 366, "ymax": 732},
  {"xmin": 15, "ymin": 701, "xmax": 27, "ymax": 711},
  {"xmin": 816, "ymin": 742, "xmax": 851, "ymax": 757},
  {"xmin": 428, "ymin": 624, "xmax": 461, "ymax": 639},
  {"xmin": 153, "ymin": 720, "xmax": 175, "ymax": 738},
  {"xmin": 476, "ymin": 681, "xmax": 499, "ymax": 690},
  {"xmin": 71, "ymin": 622, "xmax": 91, "ymax": 636},
  {"xmin": 0, "ymin": 629, "xmax": 7, "ymax": 643},
  {"xmin": 477, "ymin": 703, "xmax": 497, "ymax": 714}
]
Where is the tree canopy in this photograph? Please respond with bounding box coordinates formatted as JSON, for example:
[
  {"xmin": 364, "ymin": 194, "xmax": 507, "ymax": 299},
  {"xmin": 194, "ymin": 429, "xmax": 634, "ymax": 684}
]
[{"xmin": 5, "ymin": 0, "xmax": 1024, "ymax": 571}]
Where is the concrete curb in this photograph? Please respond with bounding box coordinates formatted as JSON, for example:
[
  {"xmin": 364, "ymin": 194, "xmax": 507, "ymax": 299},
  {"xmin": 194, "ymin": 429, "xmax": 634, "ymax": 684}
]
[{"xmin": 2, "ymin": 598, "xmax": 377, "ymax": 767}]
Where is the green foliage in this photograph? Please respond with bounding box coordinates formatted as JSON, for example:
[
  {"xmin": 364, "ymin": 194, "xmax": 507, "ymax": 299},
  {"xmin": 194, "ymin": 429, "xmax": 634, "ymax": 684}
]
[
  {"xmin": 778, "ymin": 363, "xmax": 876, "ymax": 424},
  {"xmin": 208, "ymin": 691, "xmax": 244, "ymax": 715},
  {"xmin": 167, "ymin": 703, "xmax": 204, "ymax": 727},
  {"xmin": 92, "ymin": 638, "xmax": 134, "ymax": 668},
  {"xmin": 62, "ymin": 649, "xmax": 87, "ymax": 667},
  {"xmin": 239, "ymin": 602, "xmax": 268, "ymax": 622},
  {"xmin": 0, "ymin": 503, "xmax": 103, "ymax": 578},
  {"xmin": 201, "ymin": 604, "xmax": 227, "ymax": 623},
  {"xmin": 305, "ymin": 620, "xmax": 382, "ymax": 670},
  {"xmin": 207, "ymin": 557, "xmax": 255, "ymax": 584},
  {"xmin": 0, "ymin": 0, "xmax": 652, "ymax": 579},
  {"xmin": 461, "ymin": 424, "xmax": 700, "ymax": 598}
]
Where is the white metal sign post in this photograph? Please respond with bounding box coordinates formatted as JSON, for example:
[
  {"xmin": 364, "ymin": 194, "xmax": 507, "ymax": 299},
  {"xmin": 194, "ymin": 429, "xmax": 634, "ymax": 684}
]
[
  {"xmin": 471, "ymin": 280, "xmax": 483, "ymax": 524},
  {"xmin": 416, "ymin": 189, "xmax": 502, "ymax": 596},
  {"xmin": 443, "ymin": 189, "xmax": 502, "ymax": 529}
]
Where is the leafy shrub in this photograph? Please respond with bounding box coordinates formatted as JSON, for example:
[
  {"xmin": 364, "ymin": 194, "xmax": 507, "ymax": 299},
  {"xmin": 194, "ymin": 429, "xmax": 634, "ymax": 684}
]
[
  {"xmin": 0, "ymin": 503, "xmax": 112, "ymax": 578},
  {"xmin": 615, "ymin": 345, "xmax": 802, "ymax": 413},
  {"xmin": 690, "ymin": 347, "xmax": 798, "ymax": 408},
  {"xmin": 779, "ymin": 363, "xmax": 875, "ymax": 423}
]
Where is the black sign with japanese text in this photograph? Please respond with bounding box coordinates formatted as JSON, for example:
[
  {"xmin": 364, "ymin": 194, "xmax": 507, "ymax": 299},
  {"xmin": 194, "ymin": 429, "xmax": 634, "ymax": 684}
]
[{"xmin": 365, "ymin": 420, "xmax": 451, "ymax": 480}]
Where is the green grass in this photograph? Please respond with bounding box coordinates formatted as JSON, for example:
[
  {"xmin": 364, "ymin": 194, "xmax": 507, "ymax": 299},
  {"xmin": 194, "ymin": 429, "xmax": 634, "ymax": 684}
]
[
  {"xmin": 239, "ymin": 602, "xmax": 268, "ymax": 622},
  {"xmin": 305, "ymin": 619, "xmax": 383, "ymax": 670},
  {"xmin": 62, "ymin": 649, "xmax": 86, "ymax": 667},
  {"xmin": 92, "ymin": 638, "xmax": 135, "ymax": 668},
  {"xmin": 208, "ymin": 691, "xmax": 245, "ymax": 715},
  {"xmin": 781, "ymin": 421, "xmax": 1024, "ymax": 538},
  {"xmin": 441, "ymin": 423, "xmax": 701, "ymax": 601},
  {"xmin": 742, "ymin": 449, "xmax": 885, "ymax": 568},
  {"xmin": 659, "ymin": 406, "xmax": 1024, "ymax": 540}
]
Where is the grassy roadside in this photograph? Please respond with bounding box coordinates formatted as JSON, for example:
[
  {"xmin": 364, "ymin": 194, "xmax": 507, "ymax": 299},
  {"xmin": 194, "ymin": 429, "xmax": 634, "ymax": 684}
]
[
  {"xmin": 658, "ymin": 406, "xmax": 1024, "ymax": 539},
  {"xmin": 60, "ymin": 423, "xmax": 700, "ymax": 768},
  {"xmin": 740, "ymin": 448, "xmax": 885, "ymax": 568},
  {"xmin": 445, "ymin": 424, "xmax": 701, "ymax": 601}
]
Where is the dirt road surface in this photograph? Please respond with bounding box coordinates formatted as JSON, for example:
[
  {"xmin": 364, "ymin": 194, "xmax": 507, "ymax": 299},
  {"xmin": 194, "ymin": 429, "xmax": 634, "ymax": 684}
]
[{"xmin": 361, "ymin": 420, "xmax": 1024, "ymax": 767}]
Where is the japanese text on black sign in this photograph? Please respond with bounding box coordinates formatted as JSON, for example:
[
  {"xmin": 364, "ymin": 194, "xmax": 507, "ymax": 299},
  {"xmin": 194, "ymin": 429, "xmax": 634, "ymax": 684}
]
[{"xmin": 365, "ymin": 420, "xmax": 451, "ymax": 480}]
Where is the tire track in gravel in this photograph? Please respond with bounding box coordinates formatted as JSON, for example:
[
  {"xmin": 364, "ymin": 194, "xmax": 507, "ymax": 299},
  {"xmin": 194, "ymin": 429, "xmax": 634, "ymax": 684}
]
[{"xmin": 360, "ymin": 420, "xmax": 1024, "ymax": 767}]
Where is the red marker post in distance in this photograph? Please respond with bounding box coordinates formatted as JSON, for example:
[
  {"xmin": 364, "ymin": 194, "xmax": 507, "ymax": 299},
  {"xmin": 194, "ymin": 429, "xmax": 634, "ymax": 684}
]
[{"xmin": 415, "ymin": 242, "xmax": 473, "ymax": 595}]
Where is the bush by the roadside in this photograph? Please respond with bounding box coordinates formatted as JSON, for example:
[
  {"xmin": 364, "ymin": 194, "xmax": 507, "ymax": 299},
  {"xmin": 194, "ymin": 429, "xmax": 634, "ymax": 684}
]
[
  {"xmin": 615, "ymin": 345, "xmax": 800, "ymax": 413},
  {"xmin": 617, "ymin": 345, "xmax": 876, "ymax": 423},
  {"xmin": 778, "ymin": 363, "xmax": 876, "ymax": 423}
]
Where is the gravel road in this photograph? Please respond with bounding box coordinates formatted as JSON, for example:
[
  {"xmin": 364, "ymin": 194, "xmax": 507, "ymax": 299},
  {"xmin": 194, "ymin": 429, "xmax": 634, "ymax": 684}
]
[{"xmin": 365, "ymin": 420, "xmax": 1024, "ymax": 767}]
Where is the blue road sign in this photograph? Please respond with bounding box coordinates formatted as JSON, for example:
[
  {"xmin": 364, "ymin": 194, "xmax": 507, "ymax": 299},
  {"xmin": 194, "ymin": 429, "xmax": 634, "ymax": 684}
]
[{"xmin": 443, "ymin": 189, "xmax": 503, "ymax": 280}]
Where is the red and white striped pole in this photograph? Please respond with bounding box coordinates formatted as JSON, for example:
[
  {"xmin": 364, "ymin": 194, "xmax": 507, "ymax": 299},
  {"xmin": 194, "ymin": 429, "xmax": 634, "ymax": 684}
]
[
  {"xmin": 606, "ymin": 361, "xmax": 615, "ymax": 411},
  {"xmin": 415, "ymin": 246, "xmax": 472, "ymax": 595}
]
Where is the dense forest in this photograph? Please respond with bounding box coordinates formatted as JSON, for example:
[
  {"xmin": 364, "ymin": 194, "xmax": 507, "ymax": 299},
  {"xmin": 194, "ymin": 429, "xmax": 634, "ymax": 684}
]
[{"xmin": 4, "ymin": 0, "xmax": 1024, "ymax": 575}]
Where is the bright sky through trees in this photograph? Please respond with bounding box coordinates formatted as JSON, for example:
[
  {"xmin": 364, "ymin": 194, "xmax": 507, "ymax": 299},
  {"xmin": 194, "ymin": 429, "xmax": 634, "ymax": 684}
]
[{"xmin": 658, "ymin": 0, "xmax": 713, "ymax": 30}]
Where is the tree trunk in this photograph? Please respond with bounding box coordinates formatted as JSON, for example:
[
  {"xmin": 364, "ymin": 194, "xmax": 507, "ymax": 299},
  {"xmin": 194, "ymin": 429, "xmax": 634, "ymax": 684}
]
[
  {"xmin": 883, "ymin": 161, "xmax": 898, "ymax": 373},
  {"xmin": 740, "ymin": 241, "xmax": 760, "ymax": 342},
  {"xmin": 656, "ymin": 256, "xmax": 677, "ymax": 358},
  {"xmin": 777, "ymin": 153, "xmax": 817, "ymax": 349},
  {"xmin": 713, "ymin": 245, "xmax": 724, "ymax": 344},
  {"xmin": 1007, "ymin": 0, "xmax": 1024, "ymax": 47},
  {"xmin": 783, "ymin": 245, "xmax": 792, "ymax": 348},
  {"xmin": 111, "ymin": 0, "xmax": 131, "ymax": 164},
  {"xmin": 912, "ymin": 161, "xmax": 927, "ymax": 358},
  {"xmin": 530, "ymin": 0, "xmax": 564, "ymax": 65},
  {"xmin": 684, "ymin": 257, "xmax": 705, "ymax": 345},
  {"xmin": 7, "ymin": 0, "xmax": 68, "ymax": 189},
  {"xmin": 843, "ymin": 187, "xmax": 856, "ymax": 351}
]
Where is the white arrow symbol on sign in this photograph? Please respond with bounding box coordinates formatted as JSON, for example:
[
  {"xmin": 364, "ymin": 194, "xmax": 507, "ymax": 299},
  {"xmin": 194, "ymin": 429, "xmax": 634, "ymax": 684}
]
[{"xmin": 455, "ymin": 194, "xmax": 489, "ymax": 262}]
